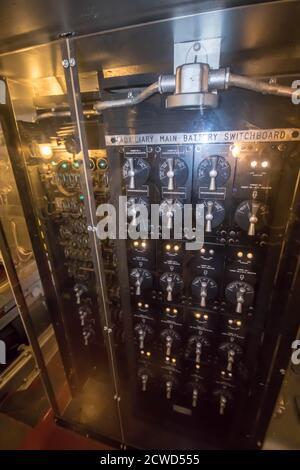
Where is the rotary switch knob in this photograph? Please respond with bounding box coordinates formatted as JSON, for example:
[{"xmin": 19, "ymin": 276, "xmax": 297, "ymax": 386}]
[
  {"xmin": 134, "ymin": 323, "xmax": 154, "ymax": 350},
  {"xmin": 225, "ymin": 281, "xmax": 254, "ymax": 313},
  {"xmin": 163, "ymin": 374, "xmax": 178, "ymax": 400},
  {"xmin": 198, "ymin": 155, "xmax": 231, "ymax": 191},
  {"xmin": 122, "ymin": 157, "xmax": 150, "ymax": 189},
  {"xmin": 130, "ymin": 268, "xmax": 153, "ymax": 296},
  {"xmin": 159, "ymin": 158, "xmax": 188, "ymax": 191},
  {"xmin": 213, "ymin": 388, "xmax": 233, "ymax": 416},
  {"xmin": 138, "ymin": 367, "xmax": 153, "ymax": 392},
  {"xmin": 191, "ymin": 276, "xmax": 218, "ymax": 308},
  {"xmin": 202, "ymin": 200, "xmax": 225, "ymax": 232},
  {"xmin": 127, "ymin": 196, "xmax": 148, "ymax": 228},
  {"xmin": 159, "ymin": 272, "xmax": 183, "ymax": 302},
  {"xmin": 186, "ymin": 335, "xmax": 210, "ymax": 365},
  {"xmin": 186, "ymin": 381, "xmax": 206, "ymax": 408},
  {"xmin": 218, "ymin": 342, "xmax": 243, "ymax": 372},
  {"xmin": 159, "ymin": 199, "xmax": 183, "ymax": 231},
  {"xmin": 234, "ymin": 199, "xmax": 269, "ymax": 236},
  {"xmin": 160, "ymin": 328, "xmax": 181, "ymax": 357}
]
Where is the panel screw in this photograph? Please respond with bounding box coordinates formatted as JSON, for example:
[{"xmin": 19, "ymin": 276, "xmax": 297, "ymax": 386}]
[
  {"xmin": 69, "ymin": 58, "xmax": 76, "ymax": 67},
  {"xmin": 62, "ymin": 59, "xmax": 69, "ymax": 68}
]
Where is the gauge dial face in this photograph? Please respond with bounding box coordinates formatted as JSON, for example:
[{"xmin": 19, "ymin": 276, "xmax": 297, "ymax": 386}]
[
  {"xmin": 191, "ymin": 276, "xmax": 218, "ymax": 300},
  {"xmin": 159, "ymin": 272, "xmax": 183, "ymax": 291},
  {"xmin": 225, "ymin": 281, "xmax": 254, "ymax": 305},
  {"xmin": 218, "ymin": 342, "xmax": 243, "ymax": 357},
  {"xmin": 122, "ymin": 158, "xmax": 150, "ymax": 188},
  {"xmin": 198, "ymin": 155, "xmax": 231, "ymax": 188},
  {"xmin": 159, "ymin": 158, "xmax": 188, "ymax": 188},
  {"xmin": 234, "ymin": 200, "xmax": 269, "ymax": 232},
  {"xmin": 197, "ymin": 200, "xmax": 225, "ymax": 229},
  {"xmin": 130, "ymin": 268, "xmax": 153, "ymax": 290}
]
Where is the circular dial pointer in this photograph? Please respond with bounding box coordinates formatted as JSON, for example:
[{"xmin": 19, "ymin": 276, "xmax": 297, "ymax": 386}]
[
  {"xmin": 198, "ymin": 155, "xmax": 231, "ymax": 190},
  {"xmin": 159, "ymin": 158, "xmax": 188, "ymax": 190},
  {"xmin": 122, "ymin": 157, "xmax": 150, "ymax": 189}
]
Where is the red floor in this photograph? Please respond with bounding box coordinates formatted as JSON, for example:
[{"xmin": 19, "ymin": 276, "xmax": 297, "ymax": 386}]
[{"xmin": 20, "ymin": 410, "xmax": 114, "ymax": 450}]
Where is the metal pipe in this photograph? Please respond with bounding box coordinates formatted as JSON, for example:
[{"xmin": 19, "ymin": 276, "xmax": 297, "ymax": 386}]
[
  {"xmin": 228, "ymin": 73, "xmax": 294, "ymax": 97},
  {"xmin": 94, "ymin": 81, "xmax": 160, "ymax": 112},
  {"xmin": 35, "ymin": 108, "xmax": 97, "ymax": 122}
]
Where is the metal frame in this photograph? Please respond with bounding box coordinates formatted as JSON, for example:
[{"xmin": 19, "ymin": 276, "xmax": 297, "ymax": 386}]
[{"xmin": 60, "ymin": 37, "xmax": 125, "ymax": 443}]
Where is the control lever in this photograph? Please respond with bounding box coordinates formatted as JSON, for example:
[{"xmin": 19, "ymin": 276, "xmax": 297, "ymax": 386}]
[
  {"xmin": 78, "ymin": 307, "xmax": 88, "ymax": 326},
  {"xmin": 166, "ymin": 335, "xmax": 173, "ymax": 356},
  {"xmin": 227, "ymin": 349, "xmax": 235, "ymax": 372},
  {"xmin": 205, "ymin": 201, "xmax": 214, "ymax": 232},
  {"xmin": 209, "ymin": 156, "xmax": 218, "ymax": 191},
  {"xmin": 135, "ymin": 272, "xmax": 142, "ymax": 296},
  {"xmin": 167, "ymin": 158, "xmax": 175, "ymax": 191},
  {"xmin": 248, "ymin": 200, "xmax": 260, "ymax": 236},
  {"xmin": 141, "ymin": 374, "xmax": 148, "ymax": 392},
  {"xmin": 166, "ymin": 380, "xmax": 173, "ymax": 399},
  {"xmin": 219, "ymin": 395, "xmax": 227, "ymax": 416},
  {"xmin": 195, "ymin": 341, "xmax": 202, "ymax": 365},
  {"xmin": 166, "ymin": 276, "xmax": 174, "ymax": 302},
  {"xmin": 138, "ymin": 328, "xmax": 146, "ymax": 350},
  {"xmin": 128, "ymin": 157, "xmax": 135, "ymax": 189},
  {"xmin": 200, "ymin": 280, "xmax": 208, "ymax": 308},
  {"xmin": 74, "ymin": 283, "xmax": 87, "ymax": 305},
  {"xmin": 236, "ymin": 287, "xmax": 246, "ymax": 313},
  {"xmin": 192, "ymin": 388, "xmax": 199, "ymax": 408}
]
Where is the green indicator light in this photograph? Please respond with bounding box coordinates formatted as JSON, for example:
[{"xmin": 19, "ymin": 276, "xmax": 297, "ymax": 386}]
[
  {"xmin": 98, "ymin": 158, "xmax": 107, "ymax": 170},
  {"xmin": 73, "ymin": 161, "xmax": 80, "ymax": 169},
  {"xmin": 61, "ymin": 162, "xmax": 68, "ymax": 169},
  {"xmin": 79, "ymin": 195, "xmax": 84, "ymax": 201}
]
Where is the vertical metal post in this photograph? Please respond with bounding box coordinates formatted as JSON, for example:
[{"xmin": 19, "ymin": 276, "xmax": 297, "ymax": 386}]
[
  {"xmin": 0, "ymin": 220, "xmax": 60, "ymax": 415},
  {"xmin": 60, "ymin": 37, "xmax": 125, "ymax": 443}
]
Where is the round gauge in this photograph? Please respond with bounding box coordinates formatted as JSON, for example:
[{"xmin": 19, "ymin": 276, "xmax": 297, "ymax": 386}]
[
  {"xmin": 197, "ymin": 200, "xmax": 225, "ymax": 232},
  {"xmin": 198, "ymin": 155, "xmax": 231, "ymax": 190},
  {"xmin": 191, "ymin": 276, "xmax": 218, "ymax": 302},
  {"xmin": 225, "ymin": 280, "xmax": 254, "ymax": 312},
  {"xmin": 97, "ymin": 158, "xmax": 108, "ymax": 170},
  {"xmin": 234, "ymin": 200, "xmax": 269, "ymax": 235},
  {"xmin": 89, "ymin": 158, "xmax": 96, "ymax": 171},
  {"xmin": 129, "ymin": 268, "xmax": 153, "ymax": 293},
  {"xmin": 218, "ymin": 341, "xmax": 243, "ymax": 358},
  {"xmin": 159, "ymin": 157, "xmax": 188, "ymax": 190},
  {"xmin": 58, "ymin": 160, "xmax": 71, "ymax": 171},
  {"xmin": 122, "ymin": 157, "xmax": 150, "ymax": 189},
  {"xmin": 159, "ymin": 272, "xmax": 183, "ymax": 297}
]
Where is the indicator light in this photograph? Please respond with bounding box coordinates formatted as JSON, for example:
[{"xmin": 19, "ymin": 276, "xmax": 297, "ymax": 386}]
[
  {"xmin": 261, "ymin": 160, "xmax": 269, "ymax": 168},
  {"xmin": 194, "ymin": 313, "xmax": 201, "ymax": 319},
  {"xmin": 166, "ymin": 307, "xmax": 171, "ymax": 313},
  {"xmin": 98, "ymin": 158, "xmax": 108, "ymax": 170},
  {"xmin": 247, "ymin": 252, "xmax": 254, "ymax": 259},
  {"xmin": 174, "ymin": 245, "xmax": 180, "ymax": 252},
  {"xmin": 138, "ymin": 302, "xmax": 142, "ymax": 307},
  {"xmin": 203, "ymin": 314, "xmax": 208, "ymax": 320},
  {"xmin": 171, "ymin": 358, "xmax": 176, "ymax": 364},
  {"xmin": 173, "ymin": 309, "xmax": 178, "ymax": 314},
  {"xmin": 146, "ymin": 351, "xmax": 151, "ymax": 357},
  {"xmin": 141, "ymin": 241, "xmax": 147, "ymax": 248},
  {"xmin": 133, "ymin": 241, "xmax": 139, "ymax": 247},
  {"xmin": 236, "ymin": 321, "xmax": 242, "ymax": 327},
  {"xmin": 250, "ymin": 160, "xmax": 257, "ymax": 168},
  {"xmin": 39, "ymin": 144, "xmax": 53, "ymax": 158},
  {"xmin": 145, "ymin": 304, "xmax": 149, "ymax": 309},
  {"xmin": 79, "ymin": 195, "xmax": 84, "ymax": 201},
  {"xmin": 166, "ymin": 244, "xmax": 171, "ymax": 250},
  {"xmin": 237, "ymin": 251, "xmax": 243, "ymax": 258},
  {"xmin": 209, "ymin": 249, "xmax": 214, "ymax": 255},
  {"xmin": 231, "ymin": 144, "xmax": 241, "ymax": 158},
  {"xmin": 200, "ymin": 248, "xmax": 206, "ymax": 254}
]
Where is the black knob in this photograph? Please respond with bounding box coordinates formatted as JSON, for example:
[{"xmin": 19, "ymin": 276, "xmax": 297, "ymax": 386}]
[
  {"xmin": 225, "ymin": 281, "xmax": 254, "ymax": 313},
  {"xmin": 159, "ymin": 157, "xmax": 188, "ymax": 190},
  {"xmin": 191, "ymin": 276, "xmax": 218, "ymax": 308},
  {"xmin": 129, "ymin": 268, "xmax": 153, "ymax": 296},
  {"xmin": 122, "ymin": 157, "xmax": 150, "ymax": 189},
  {"xmin": 234, "ymin": 199, "xmax": 269, "ymax": 236},
  {"xmin": 198, "ymin": 155, "xmax": 231, "ymax": 191}
]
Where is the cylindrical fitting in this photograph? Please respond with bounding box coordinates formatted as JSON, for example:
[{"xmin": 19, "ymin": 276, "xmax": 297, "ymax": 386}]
[{"xmin": 175, "ymin": 63, "xmax": 210, "ymax": 94}]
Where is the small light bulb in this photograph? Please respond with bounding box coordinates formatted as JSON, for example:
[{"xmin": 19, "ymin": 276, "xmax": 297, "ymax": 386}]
[
  {"xmin": 141, "ymin": 350, "xmax": 144, "ymax": 355},
  {"xmin": 174, "ymin": 245, "xmax": 180, "ymax": 252},
  {"xmin": 203, "ymin": 314, "xmax": 208, "ymax": 320},
  {"xmin": 146, "ymin": 351, "xmax": 151, "ymax": 357},
  {"xmin": 133, "ymin": 241, "xmax": 139, "ymax": 247},
  {"xmin": 138, "ymin": 302, "xmax": 142, "ymax": 307},
  {"xmin": 209, "ymin": 249, "xmax": 215, "ymax": 255},
  {"xmin": 221, "ymin": 371, "xmax": 225, "ymax": 376},
  {"xmin": 196, "ymin": 364, "xmax": 200, "ymax": 369},
  {"xmin": 39, "ymin": 143, "xmax": 53, "ymax": 158},
  {"xmin": 173, "ymin": 309, "xmax": 178, "ymax": 314},
  {"xmin": 166, "ymin": 244, "xmax": 171, "ymax": 251},
  {"xmin": 237, "ymin": 321, "xmax": 242, "ymax": 327},
  {"xmin": 195, "ymin": 313, "xmax": 201, "ymax": 319},
  {"xmin": 200, "ymin": 248, "xmax": 206, "ymax": 254},
  {"xmin": 261, "ymin": 160, "xmax": 269, "ymax": 168},
  {"xmin": 141, "ymin": 241, "xmax": 147, "ymax": 248},
  {"xmin": 250, "ymin": 160, "xmax": 257, "ymax": 168},
  {"xmin": 247, "ymin": 252, "xmax": 254, "ymax": 259},
  {"xmin": 228, "ymin": 319, "xmax": 233, "ymax": 324},
  {"xmin": 171, "ymin": 358, "xmax": 176, "ymax": 364},
  {"xmin": 166, "ymin": 307, "xmax": 171, "ymax": 313},
  {"xmin": 145, "ymin": 304, "xmax": 149, "ymax": 309},
  {"xmin": 237, "ymin": 251, "xmax": 243, "ymax": 258},
  {"xmin": 166, "ymin": 356, "xmax": 170, "ymax": 362},
  {"xmin": 231, "ymin": 144, "xmax": 241, "ymax": 158}
]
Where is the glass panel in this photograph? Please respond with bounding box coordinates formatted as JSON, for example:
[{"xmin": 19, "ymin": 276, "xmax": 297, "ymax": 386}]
[{"xmin": 3, "ymin": 40, "xmax": 122, "ymax": 442}]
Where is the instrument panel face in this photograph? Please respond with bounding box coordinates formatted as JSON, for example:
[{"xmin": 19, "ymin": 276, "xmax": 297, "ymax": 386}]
[{"xmin": 112, "ymin": 136, "xmax": 294, "ymax": 441}]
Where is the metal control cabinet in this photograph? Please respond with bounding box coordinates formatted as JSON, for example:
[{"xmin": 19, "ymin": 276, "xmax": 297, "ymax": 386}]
[{"xmin": 0, "ymin": 1, "xmax": 299, "ymax": 450}]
